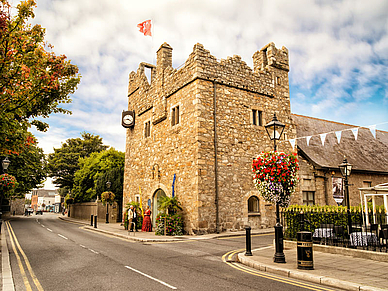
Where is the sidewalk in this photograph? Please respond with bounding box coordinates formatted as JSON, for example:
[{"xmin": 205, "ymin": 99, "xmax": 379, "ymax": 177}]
[{"xmin": 63, "ymin": 216, "xmax": 388, "ymax": 291}]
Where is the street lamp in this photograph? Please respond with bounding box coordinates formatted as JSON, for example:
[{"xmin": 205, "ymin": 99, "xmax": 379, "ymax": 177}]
[
  {"xmin": 265, "ymin": 113, "xmax": 286, "ymax": 263},
  {"xmin": 2, "ymin": 156, "xmax": 10, "ymax": 173},
  {"xmin": 106, "ymin": 181, "xmax": 111, "ymax": 224},
  {"xmin": 339, "ymin": 158, "xmax": 352, "ymax": 234},
  {"xmin": 1, "ymin": 156, "xmax": 11, "ymax": 219},
  {"xmin": 265, "ymin": 113, "xmax": 285, "ymax": 152}
]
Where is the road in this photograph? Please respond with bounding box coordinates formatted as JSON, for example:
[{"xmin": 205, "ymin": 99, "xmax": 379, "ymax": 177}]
[{"xmin": 5, "ymin": 213, "xmax": 339, "ymax": 291}]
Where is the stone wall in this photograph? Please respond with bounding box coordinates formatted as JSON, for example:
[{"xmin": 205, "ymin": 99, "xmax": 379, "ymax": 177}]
[
  {"xmin": 69, "ymin": 201, "xmax": 119, "ymax": 223},
  {"xmin": 124, "ymin": 42, "xmax": 296, "ymax": 234}
]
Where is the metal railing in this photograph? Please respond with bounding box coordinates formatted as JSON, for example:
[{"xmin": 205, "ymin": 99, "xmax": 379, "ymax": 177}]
[{"xmin": 282, "ymin": 210, "xmax": 388, "ymax": 252}]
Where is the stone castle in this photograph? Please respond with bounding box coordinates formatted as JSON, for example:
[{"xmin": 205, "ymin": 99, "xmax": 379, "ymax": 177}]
[{"xmin": 123, "ymin": 42, "xmax": 296, "ymax": 234}]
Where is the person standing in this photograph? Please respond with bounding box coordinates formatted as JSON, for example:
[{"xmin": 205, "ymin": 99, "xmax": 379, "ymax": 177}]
[
  {"xmin": 142, "ymin": 206, "xmax": 152, "ymax": 232},
  {"xmin": 129, "ymin": 205, "xmax": 138, "ymax": 232}
]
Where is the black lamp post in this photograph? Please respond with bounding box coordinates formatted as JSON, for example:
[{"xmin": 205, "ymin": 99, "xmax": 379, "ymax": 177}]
[
  {"xmin": 339, "ymin": 158, "xmax": 352, "ymax": 234},
  {"xmin": 264, "ymin": 113, "xmax": 286, "ymax": 263},
  {"xmin": 106, "ymin": 181, "xmax": 111, "ymax": 223},
  {"xmin": 1, "ymin": 156, "xmax": 10, "ymax": 219}
]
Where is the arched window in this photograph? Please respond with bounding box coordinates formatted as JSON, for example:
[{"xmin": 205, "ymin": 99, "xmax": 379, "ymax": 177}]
[{"xmin": 248, "ymin": 196, "xmax": 260, "ymax": 213}]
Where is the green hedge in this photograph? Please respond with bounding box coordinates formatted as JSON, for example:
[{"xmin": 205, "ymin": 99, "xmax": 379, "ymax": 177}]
[{"xmin": 283, "ymin": 205, "xmax": 363, "ymax": 239}]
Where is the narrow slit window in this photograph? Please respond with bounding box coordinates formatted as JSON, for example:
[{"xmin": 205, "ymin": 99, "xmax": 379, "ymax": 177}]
[
  {"xmin": 144, "ymin": 121, "xmax": 151, "ymax": 138},
  {"xmin": 252, "ymin": 110, "xmax": 262, "ymax": 126},
  {"xmin": 172, "ymin": 106, "xmax": 180, "ymax": 126}
]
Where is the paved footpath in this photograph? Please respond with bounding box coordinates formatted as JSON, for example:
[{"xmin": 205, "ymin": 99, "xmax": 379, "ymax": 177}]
[{"xmin": 2, "ymin": 216, "xmax": 388, "ymax": 291}]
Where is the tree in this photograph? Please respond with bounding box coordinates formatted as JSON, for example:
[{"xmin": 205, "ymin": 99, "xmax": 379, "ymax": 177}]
[
  {"xmin": 0, "ymin": 0, "xmax": 81, "ymax": 155},
  {"xmin": 47, "ymin": 132, "xmax": 107, "ymax": 191},
  {"xmin": 158, "ymin": 196, "xmax": 183, "ymax": 215},
  {"xmin": 1, "ymin": 134, "xmax": 46, "ymax": 197},
  {"xmin": 72, "ymin": 148, "xmax": 124, "ymax": 203}
]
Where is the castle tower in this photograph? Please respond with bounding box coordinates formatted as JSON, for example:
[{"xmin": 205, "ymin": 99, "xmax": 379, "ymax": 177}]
[{"xmin": 123, "ymin": 42, "xmax": 295, "ymax": 234}]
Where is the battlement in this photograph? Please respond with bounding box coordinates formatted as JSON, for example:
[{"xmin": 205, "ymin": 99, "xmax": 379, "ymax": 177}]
[
  {"xmin": 127, "ymin": 42, "xmax": 290, "ymax": 116},
  {"xmin": 252, "ymin": 42, "xmax": 289, "ymax": 72}
]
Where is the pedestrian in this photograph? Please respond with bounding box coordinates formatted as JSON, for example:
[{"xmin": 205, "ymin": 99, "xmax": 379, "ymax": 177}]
[
  {"xmin": 128, "ymin": 205, "xmax": 138, "ymax": 232},
  {"xmin": 141, "ymin": 206, "xmax": 152, "ymax": 232}
]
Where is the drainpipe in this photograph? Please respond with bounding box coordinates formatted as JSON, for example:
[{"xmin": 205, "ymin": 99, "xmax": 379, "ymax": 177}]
[{"xmin": 213, "ymin": 80, "xmax": 220, "ymax": 233}]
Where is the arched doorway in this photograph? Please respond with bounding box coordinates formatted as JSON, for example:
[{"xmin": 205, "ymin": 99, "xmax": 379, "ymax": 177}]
[{"xmin": 152, "ymin": 189, "xmax": 166, "ymax": 227}]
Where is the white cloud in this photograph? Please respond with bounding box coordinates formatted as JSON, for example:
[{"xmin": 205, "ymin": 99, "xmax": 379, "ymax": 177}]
[{"xmin": 23, "ymin": 0, "xmax": 388, "ymax": 153}]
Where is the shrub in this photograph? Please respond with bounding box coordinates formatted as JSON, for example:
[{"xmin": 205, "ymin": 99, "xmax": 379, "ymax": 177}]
[{"xmin": 155, "ymin": 213, "xmax": 183, "ymax": 236}]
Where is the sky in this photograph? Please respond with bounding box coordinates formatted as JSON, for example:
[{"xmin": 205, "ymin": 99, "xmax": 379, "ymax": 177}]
[{"xmin": 19, "ymin": 0, "xmax": 388, "ymax": 187}]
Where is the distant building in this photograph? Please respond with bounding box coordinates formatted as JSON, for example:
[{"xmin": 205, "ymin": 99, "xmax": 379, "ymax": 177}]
[{"xmin": 30, "ymin": 189, "xmax": 58, "ymax": 212}]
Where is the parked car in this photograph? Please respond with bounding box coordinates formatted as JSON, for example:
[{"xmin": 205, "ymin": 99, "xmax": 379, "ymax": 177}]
[{"xmin": 36, "ymin": 207, "xmax": 43, "ymax": 215}]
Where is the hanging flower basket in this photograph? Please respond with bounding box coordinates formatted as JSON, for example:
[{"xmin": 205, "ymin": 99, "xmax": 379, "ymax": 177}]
[
  {"xmin": 252, "ymin": 151, "xmax": 299, "ymax": 208},
  {"xmin": 101, "ymin": 191, "xmax": 115, "ymax": 205},
  {"xmin": 0, "ymin": 173, "xmax": 17, "ymax": 192}
]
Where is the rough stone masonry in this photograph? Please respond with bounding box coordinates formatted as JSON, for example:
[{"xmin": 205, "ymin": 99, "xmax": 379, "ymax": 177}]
[{"xmin": 123, "ymin": 42, "xmax": 296, "ymax": 234}]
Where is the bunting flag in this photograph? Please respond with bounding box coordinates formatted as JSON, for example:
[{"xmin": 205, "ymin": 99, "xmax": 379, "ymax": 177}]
[
  {"xmin": 335, "ymin": 131, "xmax": 342, "ymax": 144},
  {"xmin": 137, "ymin": 20, "xmax": 152, "ymax": 36},
  {"xmin": 289, "ymin": 139, "xmax": 296, "ymax": 150},
  {"xmin": 368, "ymin": 125, "xmax": 376, "ymax": 139},
  {"xmin": 351, "ymin": 128, "xmax": 359, "ymax": 140},
  {"xmin": 139, "ymin": 186, "xmax": 144, "ymax": 218},
  {"xmin": 279, "ymin": 121, "xmax": 387, "ymax": 148},
  {"xmin": 172, "ymin": 174, "xmax": 176, "ymax": 197},
  {"xmin": 320, "ymin": 133, "xmax": 327, "ymax": 146},
  {"xmin": 306, "ymin": 136, "xmax": 312, "ymax": 146}
]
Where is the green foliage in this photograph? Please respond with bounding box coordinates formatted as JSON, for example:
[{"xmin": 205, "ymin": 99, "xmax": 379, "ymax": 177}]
[
  {"xmin": 123, "ymin": 212, "xmax": 129, "ymax": 230},
  {"xmin": 283, "ymin": 205, "xmax": 363, "ymax": 239},
  {"xmin": 64, "ymin": 193, "xmax": 73, "ymax": 208},
  {"xmin": 101, "ymin": 191, "xmax": 115, "ymax": 205},
  {"xmin": 47, "ymin": 132, "xmax": 107, "ymax": 190},
  {"xmin": 158, "ymin": 196, "xmax": 182, "ymax": 215},
  {"xmin": 0, "ymin": 0, "xmax": 81, "ymax": 155},
  {"xmin": 155, "ymin": 213, "xmax": 184, "ymax": 236},
  {"xmin": 95, "ymin": 167, "xmax": 123, "ymax": 206},
  {"xmin": 72, "ymin": 148, "xmax": 124, "ymax": 203},
  {"xmin": 1, "ymin": 135, "xmax": 46, "ymax": 197}
]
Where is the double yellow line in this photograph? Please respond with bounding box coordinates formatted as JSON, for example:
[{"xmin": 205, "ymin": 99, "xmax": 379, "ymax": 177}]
[
  {"xmin": 6, "ymin": 221, "xmax": 44, "ymax": 291},
  {"xmin": 222, "ymin": 249, "xmax": 333, "ymax": 291}
]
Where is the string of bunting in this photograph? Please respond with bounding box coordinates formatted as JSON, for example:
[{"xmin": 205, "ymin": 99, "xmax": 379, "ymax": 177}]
[{"xmin": 284, "ymin": 121, "xmax": 388, "ymax": 151}]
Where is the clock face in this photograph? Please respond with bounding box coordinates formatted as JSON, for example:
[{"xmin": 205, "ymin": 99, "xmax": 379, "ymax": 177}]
[
  {"xmin": 123, "ymin": 114, "xmax": 133, "ymax": 125},
  {"xmin": 122, "ymin": 111, "xmax": 135, "ymax": 128}
]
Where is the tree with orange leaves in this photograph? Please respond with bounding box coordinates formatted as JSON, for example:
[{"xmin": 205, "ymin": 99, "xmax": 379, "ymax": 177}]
[{"xmin": 0, "ymin": 0, "xmax": 81, "ymax": 155}]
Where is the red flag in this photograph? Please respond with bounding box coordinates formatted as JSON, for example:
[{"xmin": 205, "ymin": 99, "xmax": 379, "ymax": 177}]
[{"xmin": 137, "ymin": 20, "xmax": 152, "ymax": 36}]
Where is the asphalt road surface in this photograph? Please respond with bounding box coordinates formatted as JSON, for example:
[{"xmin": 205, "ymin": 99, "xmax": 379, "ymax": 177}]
[{"xmin": 5, "ymin": 213, "xmax": 340, "ymax": 291}]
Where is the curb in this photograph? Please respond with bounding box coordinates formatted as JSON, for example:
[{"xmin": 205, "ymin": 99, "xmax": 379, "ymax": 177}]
[
  {"xmin": 237, "ymin": 253, "xmax": 386, "ymax": 291},
  {"xmin": 58, "ymin": 216, "xmax": 274, "ymax": 242}
]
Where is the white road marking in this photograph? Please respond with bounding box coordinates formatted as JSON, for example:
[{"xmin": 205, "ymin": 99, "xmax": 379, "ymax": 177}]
[
  {"xmin": 46, "ymin": 228, "xmax": 53, "ymax": 232},
  {"xmin": 41, "ymin": 224, "xmax": 45, "ymax": 227},
  {"xmin": 125, "ymin": 265, "xmax": 177, "ymax": 290},
  {"xmin": 80, "ymin": 245, "xmax": 86, "ymax": 248},
  {"xmin": 58, "ymin": 234, "xmax": 68, "ymax": 240}
]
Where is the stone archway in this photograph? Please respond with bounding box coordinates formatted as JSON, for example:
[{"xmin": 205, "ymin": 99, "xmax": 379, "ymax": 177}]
[{"xmin": 152, "ymin": 189, "xmax": 166, "ymax": 227}]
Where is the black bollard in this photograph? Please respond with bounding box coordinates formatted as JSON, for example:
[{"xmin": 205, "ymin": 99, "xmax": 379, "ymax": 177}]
[
  {"xmin": 94, "ymin": 215, "xmax": 97, "ymax": 228},
  {"xmin": 245, "ymin": 226, "xmax": 253, "ymax": 256},
  {"xmin": 91, "ymin": 214, "xmax": 93, "ymax": 226}
]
